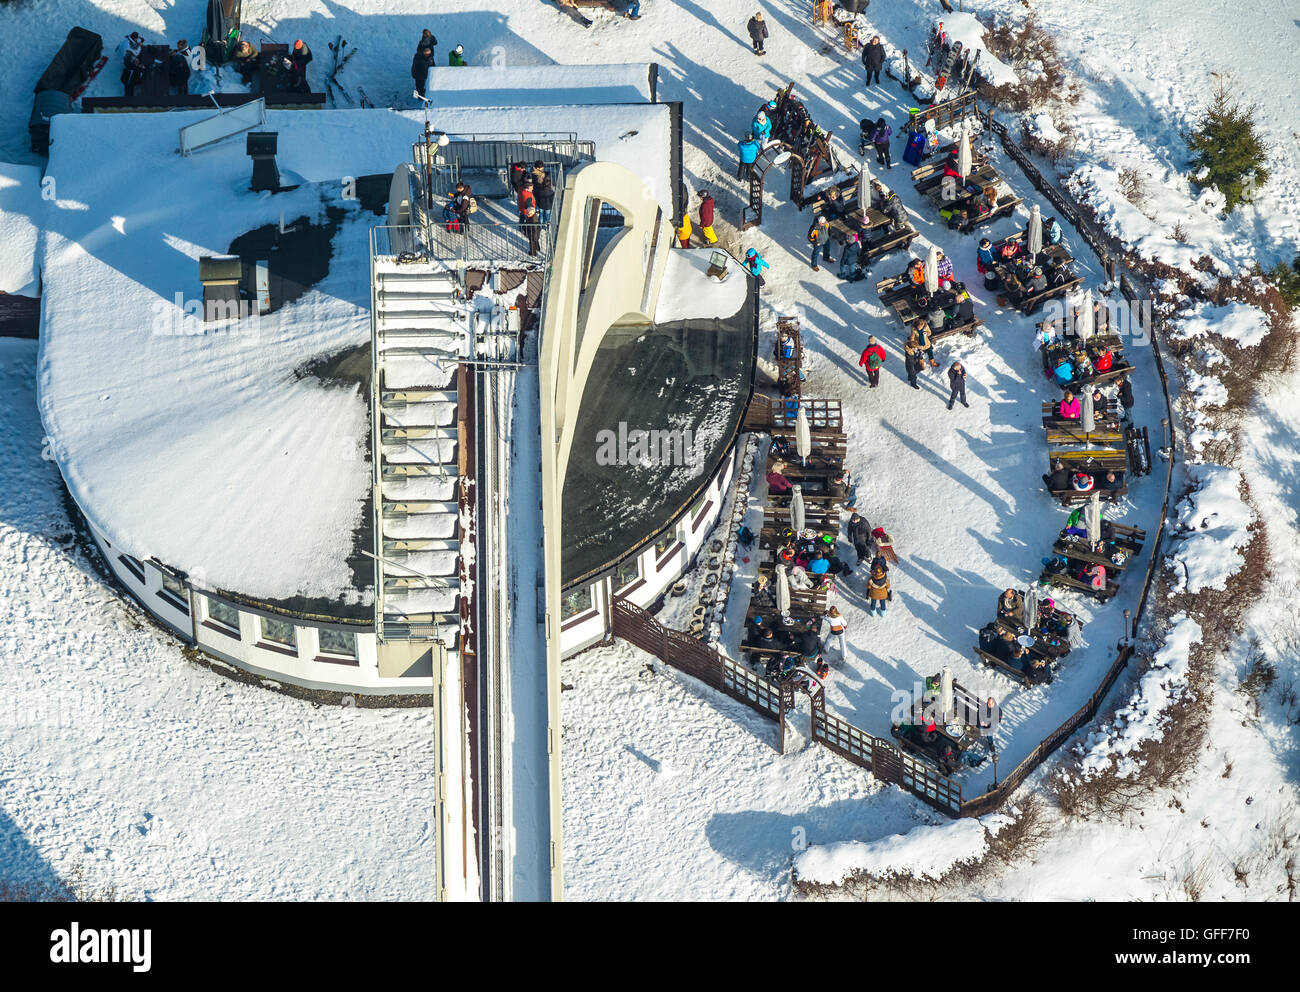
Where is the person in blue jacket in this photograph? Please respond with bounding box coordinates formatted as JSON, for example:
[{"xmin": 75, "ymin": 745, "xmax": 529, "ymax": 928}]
[
  {"xmin": 737, "ymin": 136, "xmax": 761, "ymax": 178},
  {"xmin": 743, "ymin": 248, "xmax": 769, "ymax": 286},
  {"xmin": 1044, "ymin": 216, "xmax": 1063, "ymax": 245},
  {"xmin": 752, "ymin": 110, "xmax": 773, "ymax": 143}
]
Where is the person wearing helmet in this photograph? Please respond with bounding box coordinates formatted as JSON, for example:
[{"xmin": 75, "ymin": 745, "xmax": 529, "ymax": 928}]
[
  {"xmin": 285, "ymin": 39, "xmax": 312, "ymax": 91},
  {"xmin": 448, "ymin": 44, "xmax": 467, "ymax": 66}
]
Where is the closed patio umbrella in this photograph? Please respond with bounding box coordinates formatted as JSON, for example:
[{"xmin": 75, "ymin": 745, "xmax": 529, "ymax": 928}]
[
  {"xmin": 1086, "ymin": 491, "xmax": 1101, "ymax": 545},
  {"xmin": 1082, "ymin": 389, "xmax": 1095, "ymax": 433},
  {"xmin": 790, "ymin": 484, "xmax": 806, "ymax": 535},
  {"xmin": 924, "ymin": 244, "xmax": 939, "ymax": 294},
  {"xmin": 1027, "ymin": 203, "xmax": 1043, "ymax": 256},
  {"xmin": 940, "ymin": 666, "xmax": 954, "ymax": 725},
  {"xmin": 957, "ymin": 123, "xmax": 972, "ymax": 181},
  {"xmin": 857, "ymin": 155, "xmax": 871, "ymax": 212},
  {"xmin": 795, "ymin": 404, "xmax": 812, "ymax": 463},
  {"xmin": 776, "ymin": 564, "xmax": 791, "ymax": 616}
]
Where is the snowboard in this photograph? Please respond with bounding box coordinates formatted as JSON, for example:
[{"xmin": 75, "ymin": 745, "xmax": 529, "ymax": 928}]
[
  {"xmin": 70, "ymin": 56, "xmax": 109, "ymax": 101},
  {"xmin": 934, "ymin": 40, "xmax": 962, "ymax": 93}
]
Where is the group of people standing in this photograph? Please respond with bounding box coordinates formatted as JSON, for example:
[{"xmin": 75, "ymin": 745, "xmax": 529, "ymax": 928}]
[{"xmin": 411, "ymin": 29, "xmax": 467, "ymax": 97}]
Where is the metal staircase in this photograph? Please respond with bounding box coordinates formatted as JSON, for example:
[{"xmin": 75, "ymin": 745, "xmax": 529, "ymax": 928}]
[{"xmin": 370, "ymin": 232, "xmax": 468, "ymax": 645}]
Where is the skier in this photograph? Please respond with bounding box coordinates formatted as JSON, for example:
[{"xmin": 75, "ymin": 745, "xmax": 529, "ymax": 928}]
[
  {"xmin": 752, "ymin": 110, "xmax": 773, "ymax": 143},
  {"xmin": 807, "ymin": 216, "xmax": 831, "ymax": 271},
  {"xmin": 871, "ymin": 117, "xmax": 893, "ymax": 168},
  {"xmin": 736, "ymin": 136, "xmax": 761, "ymax": 179},
  {"xmin": 411, "ymin": 46, "xmax": 436, "ymax": 97},
  {"xmin": 947, "ymin": 360, "xmax": 968, "ymax": 410},
  {"xmin": 697, "ymin": 190, "xmax": 717, "ymax": 245},
  {"xmin": 747, "ymin": 12, "xmax": 769, "ymax": 55},
  {"xmin": 448, "ymin": 44, "xmax": 467, "ymax": 66},
  {"xmin": 168, "ymin": 39, "xmax": 192, "ymax": 96},
  {"xmin": 859, "ymin": 336, "xmax": 886, "ymax": 388},
  {"xmin": 861, "ymin": 35, "xmax": 885, "ymax": 87},
  {"xmin": 676, "ymin": 211, "xmax": 693, "ymax": 248},
  {"xmin": 743, "ymin": 248, "xmax": 769, "ymax": 285},
  {"xmin": 285, "ymin": 39, "xmax": 312, "ymax": 91}
]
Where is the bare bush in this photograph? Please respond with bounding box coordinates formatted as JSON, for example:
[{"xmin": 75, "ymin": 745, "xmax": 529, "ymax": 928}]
[
  {"xmin": 1020, "ymin": 116, "xmax": 1077, "ymax": 164},
  {"xmin": 1118, "ymin": 166, "xmax": 1148, "ymax": 209},
  {"xmin": 978, "ymin": 15, "xmax": 1082, "ymax": 112},
  {"xmin": 1171, "ymin": 221, "xmax": 1190, "ymax": 244}
]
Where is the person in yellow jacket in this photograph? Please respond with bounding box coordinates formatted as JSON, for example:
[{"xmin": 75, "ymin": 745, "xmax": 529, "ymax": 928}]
[{"xmin": 676, "ymin": 211, "xmax": 692, "ymax": 248}]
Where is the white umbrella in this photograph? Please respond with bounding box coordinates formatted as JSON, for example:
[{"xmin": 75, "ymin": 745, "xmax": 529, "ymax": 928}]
[
  {"xmin": 1082, "ymin": 389, "xmax": 1095, "ymax": 433},
  {"xmin": 924, "ymin": 244, "xmax": 939, "ymax": 294},
  {"xmin": 776, "ymin": 564, "xmax": 791, "ymax": 616},
  {"xmin": 940, "ymin": 666, "xmax": 954, "ymax": 725},
  {"xmin": 1025, "ymin": 586, "xmax": 1039, "ymax": 627},
  {"xmin": 957, "ymin": 123, "xmax": 972, "ymax": 181},
  {"xmin": 1079, "ymin": 293, "xmax": 1095, "ymax": 340},
  {"xmin": 790, "ymin": 484, "xmax": 806, "ymax": 535},
  {"xmin": 795, "ymin": 404, "xmax": 812, "ymax": 463},
  {"xmin": 857, "ymin": 156, "xmax": 871, "ymax": 212},
  {"xmin": 1027, "ymin": 204, "xmax": 1043, "ymax": 256},
  {"xmin": 1086, "ymin": 491, "xmax": 1101, "ymax": 545}
]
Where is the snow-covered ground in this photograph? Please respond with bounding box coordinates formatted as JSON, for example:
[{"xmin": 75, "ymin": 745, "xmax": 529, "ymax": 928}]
[{"xmin": 0, "ymin": 0, "xmax": 1295, "ymax": 901}]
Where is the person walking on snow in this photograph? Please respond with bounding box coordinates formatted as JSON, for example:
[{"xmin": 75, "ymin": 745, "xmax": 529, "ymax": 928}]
[
  {"xmin": 913, "ymin": 318, "xmax": 939, "ymax": 368},
  {"xmin": 747, "ymin": 12, "xmax": 769, "ymax": 55},
  {"xmin": 859, "ymin": 335, "xmax": 887, "ymax": 388},
  {"xmin": 866, "ymin": 564, "xmax": 891, "ymax": 616},
  {"xmin": 808, "ymin": 216, "xmax": 831, "ymax": 270},
  {"xmin": 697, "ymin": 191, "xmax": 718, "ymax": 244},
  {"xmin": 736, "ymin": 136, "xmax": 761, "ymax": 179},
  {"xmin": 947, "ymin": 360, "xmax": 969, "ymax": 409},
  {"xmin": 871, "ymin": 117, "xmax": 893, "ymax": 168},
  {"xmin": 839, "ymin": 233, "xmax": 861, "ymax": 280},
  {"xmin": 904, "ymin": 340, "xmax": 924, "ymax": 390},
  {"xmin": 824, "ymin": 607, "xmax": 848, "ymax": 658},
  {"xmin": 411, "ymin": 46, "xmax": 436, "ymax": 97},
  {"xmin": 861, "ymin": 35, "xmax": 885, "ymax": 88}
]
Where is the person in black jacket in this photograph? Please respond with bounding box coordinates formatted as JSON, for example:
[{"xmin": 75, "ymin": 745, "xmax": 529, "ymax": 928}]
[
  {"xmin": 1116, "ymin": 374, "xmax": 1134, "ymax": 423},
  {"xmin": 846, "ymin": 512, "xmax": 874, "ymax": 564},
  {"xmin": 861, "ymin": 35, "xmax": 885, "ymax": 87},
  {"xmin": 286, "ymin": 39, "xmax": 312, "ymax": 91},
  {"xmin": 121, "ymin": 47, "xmax": 145, "ymax": 98},
  {"xmin": 534, "ymin": 168, "xmax": 556, "ymax": 226},
  {"xmin": 168, "ymin": 40, "xmax": 192, "ymax": 95},
  {"xmin": 747, "ymin": 12, "xmax": 768, "ymax": 55},
  {"xmin": 947, "ymin": 361, "xmax": 968, "ymax": 410},
  {"xmin": 411, "ymin": 46, "xmax": 436, "ymax": 97},
  {"xmin": 1042, "ymin": 459, "xmax": 1069, "ymax": 492},
  {"xmin": 416, "ymin": 29, "xmax": 437, "ymax": 59}
]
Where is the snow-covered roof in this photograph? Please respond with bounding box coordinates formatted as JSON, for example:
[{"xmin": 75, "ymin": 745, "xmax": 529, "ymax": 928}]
[
  {"xmin": 38, "ymin": 102, "xmax": 673, "ymax": 609},
  {"xmin": 0, "ymin": 162, "xmax": 42, "ymax": 296},
  {"xmin": 426, "ymin": 63, "xmax": 655, "ymax": 108}
]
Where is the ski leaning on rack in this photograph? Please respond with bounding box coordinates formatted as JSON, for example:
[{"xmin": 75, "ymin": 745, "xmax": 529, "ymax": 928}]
[
  {"xmin": 934, "ymin": 40, "xmax": 962, "ymax": 95},
  {"xmin": 960, "ymin": 49, "xmax": 981, "ymax": 93}
]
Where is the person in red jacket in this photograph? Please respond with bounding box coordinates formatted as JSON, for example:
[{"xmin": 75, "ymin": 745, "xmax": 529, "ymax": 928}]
[
  {"xmin": 517, "ymin": 178, "xmax": 536, "ymax": 216},
  {"xmin": 697, "ymin": 190, "xmax": 718, "ymax": 245},
  {"xmin": 859, "ymin": 335, "xmax": 886, "ymax": 388}
]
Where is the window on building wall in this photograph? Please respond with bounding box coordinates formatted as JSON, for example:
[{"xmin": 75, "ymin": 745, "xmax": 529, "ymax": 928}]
[
  {"xmin": 259, "ymin": 616, "xmax": 297, "ymax": 651},
  {"xmin": 561, "ymin": 585, "xmax": 594, "ymax": 621},
  {"xmin": 205, "ymin": 597, "xmax": 240, "ymax": 634},
  {"xmin": 318, "ymin": 627, "xmax": 356, "ymax": 659},
  {"xmin": 654, "ymin": 533, "xmax": 675, "ymax": 559},
  {"xmin": 613, "ymin": 558, "xmax": 639, "ymax": 592},
  {"xmin": 158, "ymin": 572, "xmax": 188, "ymax": 613}
]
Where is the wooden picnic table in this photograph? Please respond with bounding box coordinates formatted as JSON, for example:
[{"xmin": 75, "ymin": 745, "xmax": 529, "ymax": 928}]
[
  {"xmin": 995, "ymin": 261, "xmax": 1084, "ymax": 315},
  {"xmin": 875, "ymin": 270, "xmax": 983, "ymax": 340},
  {"xmin": 1039, "ymin": 569, "xmax": 1121, "ymax": 602},
  {"xmin": 974, "ymin": 648, "xmax": 1054, "ymax": 687}
]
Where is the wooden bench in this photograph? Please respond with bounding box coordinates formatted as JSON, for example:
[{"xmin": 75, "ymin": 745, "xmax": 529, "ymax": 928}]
[
  {"xmin": 974, "ymin": 648, "xmax": 1053, "ymax": 686},
  {"xmin": 993, "ymin": 615, "xmax": 1075, "ymax": 659},
  {"xmin": 1039, "ymin": 569, "xmax": 1120, "ymax": 602},
  {"xmin": 994, "ymin": 231, "xmax": 1074, "ymax": 267},
  {"xmin": 997, "ymin": 268, "xmax": 1085, "ymax": 315}
]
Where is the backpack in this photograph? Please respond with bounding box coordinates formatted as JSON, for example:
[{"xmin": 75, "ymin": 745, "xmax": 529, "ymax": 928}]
[
  {"xmin": 737, "ymin": 524, "xmax": 755, "ymax": 547},
  {"xmin": 467, "ymin": 196, "xmax": 478, "ymax": 214}
]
